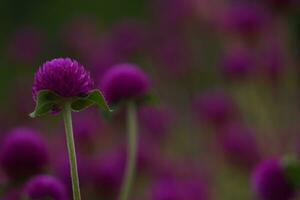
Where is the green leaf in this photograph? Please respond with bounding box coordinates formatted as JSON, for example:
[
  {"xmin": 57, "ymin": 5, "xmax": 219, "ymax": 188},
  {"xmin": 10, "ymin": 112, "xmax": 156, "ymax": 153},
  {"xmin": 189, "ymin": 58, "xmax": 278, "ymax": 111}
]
[
  {"xmin": 282, "ymin": 155, "xmax": 300, "ymax": 187},
  {"xmin": 29, "ymin": 90, "xmax": 61, "ymax": 118},
  {"xmin": 136, "ymin": 93, "xmax": 158, "ymax": 105},
  {"xmin": 71, "ymin": 90, "xmax": 112, "ymax": 115}
]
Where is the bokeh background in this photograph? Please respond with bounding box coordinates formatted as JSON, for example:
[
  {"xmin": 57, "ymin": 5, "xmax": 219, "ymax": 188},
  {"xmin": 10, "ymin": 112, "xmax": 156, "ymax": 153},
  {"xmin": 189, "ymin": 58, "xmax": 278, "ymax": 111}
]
[{"xmin": 0, "ymin": 0, "xmax": 300, "ymax": 199}]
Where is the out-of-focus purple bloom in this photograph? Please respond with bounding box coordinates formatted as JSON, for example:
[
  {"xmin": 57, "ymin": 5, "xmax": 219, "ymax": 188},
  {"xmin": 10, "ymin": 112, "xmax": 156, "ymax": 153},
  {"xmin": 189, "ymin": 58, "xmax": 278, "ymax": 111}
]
[
  {"xmin": 32, "ymin": 58, "xmax": 94, "ymax": 101},
  {"xmin": 72, "ymin": 110, "xmax": 103, "ymax": 152},
  {"xmin": 107, "ymin": 20, "xmax": 148, "ymax": 57},
  {"xmin": 54, "ymin": 153, "xmax": 91, "ymax": 195},
  {"xmin": 220, "ymin": 46, "xmax": 256, "ymax": 80},
  {"xmin": 251, "ymin": 158, "xmax": 296, "ymax": 200},
  {"xmin": 260, "ymin": 43, "xmax": 285, "ymax": 84},
  {"xmin": 24, "ymin": 175, "xmax": 68, "ymax": 200},
  {"xmin": 152, "ymin": 0, "xmax": 196, "ymax": 29},
  {"xmin": 217, "ymin": 122, "xmax": 261, "ymax": 169},
  {"xmin": 7, "ymin": 26, "xmax": 44, "ymax": 64},
  {"xmin": 0, "ymin": 128, "xmax": 48, "ymax": 180},
  {"xmin": 99, "ymin": 63, "xmax": 151, "ymax": 104},
  {"xmin": 138, "ymin": 105, "xmax": 173, "ymax": 139},
  {"xmin": 150, "ymin": 34, "xmax": 191, "ymax": 76},
  {"xmin": 220, "ymin": 4, "xmax": 269, "ymax": 39},
  {"xmin": 90, "ymin": 149, "xmax": 125, "ymax": 198},
  {"xmin": 61, "ymin": 16, "xmax": 100, "ymax": 56},
  {"xmin": 194, "ymin": 90, "xmax": 237, "ymax": 127}
]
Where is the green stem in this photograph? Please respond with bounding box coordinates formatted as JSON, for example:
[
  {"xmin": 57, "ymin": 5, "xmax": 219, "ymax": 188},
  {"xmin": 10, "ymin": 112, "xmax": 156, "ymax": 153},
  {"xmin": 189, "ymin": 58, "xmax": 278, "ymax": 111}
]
[
  {"xmin": 62, "ymin": 102, "xmax": 81, "ymax": 200},
  {"xmin": 119, "ymin": 102, "xmax": 138, "ymax": 200}
]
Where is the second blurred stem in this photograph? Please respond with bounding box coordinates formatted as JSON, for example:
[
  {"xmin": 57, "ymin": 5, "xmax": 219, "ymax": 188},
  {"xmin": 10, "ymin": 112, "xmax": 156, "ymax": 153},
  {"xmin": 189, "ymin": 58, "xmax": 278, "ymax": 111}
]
[{"xmin": 119, "ymin": 101, "xmax": 138, "ymax": 200}]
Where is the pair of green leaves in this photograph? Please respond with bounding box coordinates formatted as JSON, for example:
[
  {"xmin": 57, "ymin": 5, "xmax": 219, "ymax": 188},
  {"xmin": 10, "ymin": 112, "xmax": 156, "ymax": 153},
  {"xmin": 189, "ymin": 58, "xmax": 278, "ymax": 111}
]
[{"xmin": 29, "ymin": 90, "xmax": 112, "ymax": 118}]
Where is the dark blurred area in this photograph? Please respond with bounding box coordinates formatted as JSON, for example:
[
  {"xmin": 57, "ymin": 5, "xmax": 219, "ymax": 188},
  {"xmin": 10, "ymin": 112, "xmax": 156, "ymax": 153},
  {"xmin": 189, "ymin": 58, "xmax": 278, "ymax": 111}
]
[{"xmin": 0, "ymin": 0, "xmax": 300, "ymax": 199}]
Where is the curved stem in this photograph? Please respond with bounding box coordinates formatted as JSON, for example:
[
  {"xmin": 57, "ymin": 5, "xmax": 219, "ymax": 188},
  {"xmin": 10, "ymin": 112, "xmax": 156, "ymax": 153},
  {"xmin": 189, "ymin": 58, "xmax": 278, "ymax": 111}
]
[
  {"xmin": 119, "ymin": 102, "xmax": 138, "ymax": 200},
  {"xmin": 62, "ymin": 102, "xmax": 81, "ymax": 200}
]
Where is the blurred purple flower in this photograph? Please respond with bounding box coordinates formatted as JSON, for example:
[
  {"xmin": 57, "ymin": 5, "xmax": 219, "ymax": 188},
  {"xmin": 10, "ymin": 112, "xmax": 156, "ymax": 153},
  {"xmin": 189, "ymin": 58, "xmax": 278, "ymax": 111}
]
[
  {"xmin": 107, "ymin": 20, "xmax": 148, "ymax": 57},
  {"xmin": 217, "ymin": 122, "xmax": 261, "ymax": 169},
  {"xmin": 0, "ymin": 128, "xmax": 48, "ymax": 180},
  {"xmin": 7, "ymin": 26, "xmax": 44, "ymax": 64},
  {"xmin": 99, "ymin": 63, "xmax": 151, "ymax": 105},
  {"xmin": 194, "ymin": 90, "xmax": 237, "ymax": 127},
  {"xmin": 152, "ymin": 0, "xmax": 196, "ymax": 29},
  {"xmin": 220, "ymin": 3, "xmax": 269, "ymax": 39},
  {"xmin": 54, "ymin": 153, "xmax": 92, "ymax": 195},
  {"xmin": 90, "ymin": 149, "xmax": 125, "ymax": 198},
  {"xmin": 72, "ymin": 110, "xmax": 103, "ymax": 152},
  {"xmin": 150, "ymin": 34, "xmax": 191, "ymax": 76},
  {"xmin": 251, "ymin": 158, "xmax": 295, "ymax": 200},
  {"xmin": 24, "ymin": 175, "xmax": 68, "ymax": 200},
  {"xmin": 260, "ymin": 43, "xmax": 285, "ymax": 85},
  {"xmin": 220, "ymin": 46, "xmax": 256, "ymax": 80},
  {"xmin": 32, "ymin": 58, "xmax": 94, "ymax": 101},
  {"xmin": 138, "ymin": 105, "xmax": 173, "ymax": 139},
  {"xmin": 61, "ymin": 16, "xmax": 100, "ymax": 56}
]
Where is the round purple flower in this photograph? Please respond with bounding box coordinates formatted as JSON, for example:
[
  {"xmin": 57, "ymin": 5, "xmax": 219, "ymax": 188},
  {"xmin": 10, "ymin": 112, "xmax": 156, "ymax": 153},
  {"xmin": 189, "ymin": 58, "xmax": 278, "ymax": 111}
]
[
  {"xmin": 138, "ymin": 105, "xmax": 173, "ymax": 139},
  {"xmin": 90, "ymin": 150, "xmax": 125, "ymax": 198},
  {"xmin": 218, "ymin": 122, "xmax": 261, "ymax": 169},
  {"xmin": 99, "ymin": 63, "xmax": 151, "ymax": 104},
  {"xmin": 221, "ymin": 4, "xmax": 269, "ymax": 38},
  {"xmin": 24, "ymin": 175, "xmax": 68, "ymax": 200},
  {"xmin": 32, "ymin": 58, "xmax": 94, "ymax": 101},
  {"xmin": 0, "ymin": 128, "xmax": 48, "ymax": 180},
  {"xmin": 251, "ymin": 158, "xmax": 296, "ymax": 200},
  {"xmin": 7, "ymin": 26, "xmax": 44, "ymax": 64},
  {"xmin": 220, "ymin": 46, "xmax": 256, "ymax": 80},
  {"xmin": 194, "ymin": 89, "xmax": 237, "ymax": 126}
]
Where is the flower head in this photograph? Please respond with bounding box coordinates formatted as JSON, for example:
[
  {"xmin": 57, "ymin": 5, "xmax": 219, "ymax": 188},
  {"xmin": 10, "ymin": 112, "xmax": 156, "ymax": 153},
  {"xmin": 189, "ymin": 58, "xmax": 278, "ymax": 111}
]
[
  {"xmin": 99, "ymin": 63, "xmax": 151, "ymax": 104},
  {"xmin": 32, "ymin": 58, "xmax": 94, "ymax": 101},
  {"xmin": 221, "ymin": 4, "xmax": 268, "ymax": 38},
  {"xmin": 90, "ymin": 150, "xmax": 125, "ymax": 198},
  {"xmin": 194, "ymin": 89, "xmax": 237, "ymax": 126},
  {"xmin": 252, "ymin": 158, "xmax": 296, "ymax": 200},
  {"xmin": 220, "ymin": 46, "xmax": 255, "ymax": 80},
  {"xmin": 0, "ymin": 128, "xmax": 48, "ymax": 180},
  {"xmin": 218, "ymin": 122, "xmax": 261, "ymax": 169},
  {"xmin": 24, "ymin": 175, "xmax": 68, "ymax": 200}
]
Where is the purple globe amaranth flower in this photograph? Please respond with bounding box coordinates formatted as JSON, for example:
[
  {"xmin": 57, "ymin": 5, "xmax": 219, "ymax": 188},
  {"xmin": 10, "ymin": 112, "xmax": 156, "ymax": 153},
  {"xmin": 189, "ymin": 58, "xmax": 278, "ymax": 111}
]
[
  {"xmin": 54, "ymin": 152, "xmax": 92, "ymax": 196},
  {"xmin": 217, "ymin": 122, "xmax": 261, "ymax": 169},
  {"xmin": 260, "ymin": 43, "xmax": 285, "ymax": 85},
  {"xmin": 99, "ymin": 63, "xmax": 151, "ymax": 104},
  {"xmin": 32, "ymin": 58, "xmax": 94, "ymax": 101},
  {"xmin": 24, "ymin": 175, "xmax": 68, "ymax": 200},
  {"xmin": 90, "ymin": 149, "xmax": 125, "ymax": 198},
  {"xmin": 220, "ymin": 3, "xmax": 269, "ymax": 39},
  {"xmin": 194, "ymin": 89, "xmax": 237, "ymax": 127},
  {"xmin": 0, "ymin": 128, "xmax": 48, "ymax": 180},
  {"xmin": 72, "ymin": 109, "xmax": 104, "ymax": 152},
  {"xmin": 252, "ymin": 158, "xmax": 296, "ymax": 200},
  {"xmin": 138, "ymin": 105, "xmax": 173, "ymax": 139},
  {"xmin": 220, "ymin": 46, "xmax": 256, "ymax": 80},
  {"xmin": 7, "ymin": 26, "xmax": 44, "ymax": 64}
]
